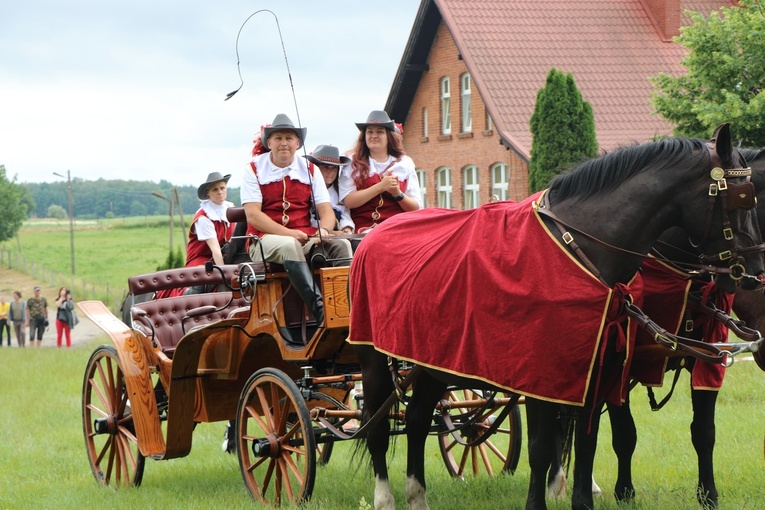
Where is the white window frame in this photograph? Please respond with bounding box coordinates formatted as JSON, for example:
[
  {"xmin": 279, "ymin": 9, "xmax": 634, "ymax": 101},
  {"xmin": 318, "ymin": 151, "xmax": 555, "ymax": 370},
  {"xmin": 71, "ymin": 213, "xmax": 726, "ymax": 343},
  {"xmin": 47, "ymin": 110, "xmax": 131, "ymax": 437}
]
[
  {"xmin": 437, "ymin": 167, "xmax": 452, "ymax": 208},
  {"xmin": 463, "ymin": 165, "xmax": 479, "ymax": 209},
  {"xmin": 416, "ymin": 169, "xmax": 427, "ymax": 208},
  {"xmin": 461, "ymin": 73, "xmax": 472, "ymax": 133},
  {"xmin": 487, "ymin": 112, "xmax": 493, "ymax": 131},
  {"xmin": 422, "ymin": 107, "xmax": 428, "ymax": 138},
  {"xmin": 491, "ymin": 163, "xmax": 509, "ymax": 201},
  {"xmin": 441, "ymin": 77, "xmax": 451, "ymax": 135}
]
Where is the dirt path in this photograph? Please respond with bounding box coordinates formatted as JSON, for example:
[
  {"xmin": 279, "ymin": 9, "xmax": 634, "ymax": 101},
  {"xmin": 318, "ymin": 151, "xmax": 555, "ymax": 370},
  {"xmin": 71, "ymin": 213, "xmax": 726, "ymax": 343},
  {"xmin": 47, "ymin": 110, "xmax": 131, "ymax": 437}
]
[{"xmin": 0, "ymin": 266, "xmax": 108, "ymax": 348}]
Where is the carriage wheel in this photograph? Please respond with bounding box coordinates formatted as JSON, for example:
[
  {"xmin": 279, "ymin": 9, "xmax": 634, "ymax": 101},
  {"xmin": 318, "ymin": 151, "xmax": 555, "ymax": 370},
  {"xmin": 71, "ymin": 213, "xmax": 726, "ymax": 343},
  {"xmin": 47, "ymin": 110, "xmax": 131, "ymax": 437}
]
[
  {"xmin": 82, "ymin": 345, "xmax": 145, "ymax": 487},
  {"xmin": 237, "ymin": 368, "xmax": 316, "ymax": 505},
  {"xmin": 438, "ymin": 388, "xmax": 523, "ymax": 478}
]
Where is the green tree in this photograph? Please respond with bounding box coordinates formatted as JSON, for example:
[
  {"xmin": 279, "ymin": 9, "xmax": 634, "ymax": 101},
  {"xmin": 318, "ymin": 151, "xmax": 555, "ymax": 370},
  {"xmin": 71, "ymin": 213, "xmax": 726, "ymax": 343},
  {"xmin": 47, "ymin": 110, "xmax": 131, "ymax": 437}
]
[
  {"xmin": 651, "ymin": 0, "xmax": 765, "ymax": 145},
  {"xmin": 0, "ymin": 165, "xmax": 28, "ymax": 243},
  {"xmin": 156, "ymin": 247, "xmax": 185, "ymax": 271},
  {"xmin": 47, "ymin": 204, "xmax": 68, "ymax": 219},
  {"xmin": 528, "ymin": 68, "xmax": 598, "ymax": 193}
]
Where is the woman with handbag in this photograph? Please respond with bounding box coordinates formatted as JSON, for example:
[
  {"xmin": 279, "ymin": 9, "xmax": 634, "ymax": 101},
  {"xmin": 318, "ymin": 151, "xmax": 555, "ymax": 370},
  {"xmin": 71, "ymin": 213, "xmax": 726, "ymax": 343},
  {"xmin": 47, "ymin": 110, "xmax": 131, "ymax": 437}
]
[{"xmin": 55, "ymin": 286, "xmax": 75, "ymax": 348}]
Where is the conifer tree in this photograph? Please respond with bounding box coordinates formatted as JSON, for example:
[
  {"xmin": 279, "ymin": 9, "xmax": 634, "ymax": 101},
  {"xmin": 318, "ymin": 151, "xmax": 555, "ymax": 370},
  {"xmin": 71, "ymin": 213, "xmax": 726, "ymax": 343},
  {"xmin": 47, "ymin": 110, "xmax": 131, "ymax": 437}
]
[{"xmin": 528, "ymin": 68, "xmax": 598, "ymax": 193}]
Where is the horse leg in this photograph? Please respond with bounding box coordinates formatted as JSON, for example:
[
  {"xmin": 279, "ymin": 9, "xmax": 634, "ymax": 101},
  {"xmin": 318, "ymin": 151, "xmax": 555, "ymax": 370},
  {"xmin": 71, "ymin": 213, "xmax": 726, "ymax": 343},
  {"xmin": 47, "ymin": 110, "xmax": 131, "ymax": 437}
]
[
  {"xmin": 691, "ymin": 388, "xmax": 718, "ymax": 509},
  {"xmin": 606, "ymin": 399, "xmax": 637, "ymax": 502},
  {"xmin": 404, "ymin": 371, "xmax": 446, "ymax": 510},
  {"xmin": 525, "ymin": 397, "xmax": 558, "ymax": 510},
  {"xmin": 355, "ymin": 345, "xmax": 397, "ymax": 510},
  {"xmin": 546, "ymin": 419, "xmax": 567, "ymax": 500},
  {"xmin": 571, "ymin": 400, "xmax": 604, "ymax": 510}
]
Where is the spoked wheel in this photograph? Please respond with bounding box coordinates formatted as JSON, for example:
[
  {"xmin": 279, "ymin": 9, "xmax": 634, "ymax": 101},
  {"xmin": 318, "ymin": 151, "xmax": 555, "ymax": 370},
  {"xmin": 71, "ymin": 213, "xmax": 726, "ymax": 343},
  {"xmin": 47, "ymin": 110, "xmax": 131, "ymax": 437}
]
[
  {"xmin": 82, "ymin": 345, "xmax": 145, "ymax": 487},
  {"xmin": 237, "ymin": 368, "xmax": 316, "ymax": 505},
  {"xmin": 438, "ymin": 388, "xmax": 523, "ymax": 478}
]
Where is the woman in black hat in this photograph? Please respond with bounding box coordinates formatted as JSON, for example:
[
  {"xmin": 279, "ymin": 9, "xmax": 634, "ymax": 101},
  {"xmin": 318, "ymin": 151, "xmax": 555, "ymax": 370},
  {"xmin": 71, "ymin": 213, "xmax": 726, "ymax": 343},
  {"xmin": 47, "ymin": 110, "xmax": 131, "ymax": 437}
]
[
  {"xmin": 305, "ymin": 144, "xmax": 354, "ymax": 234},
  {"xmin": 186, "ymin": 172, "xmax": 235, "ymax": 268},
  {"xmin": 339, "ymin": 110, "xmax": 422, "ymax": 233}
]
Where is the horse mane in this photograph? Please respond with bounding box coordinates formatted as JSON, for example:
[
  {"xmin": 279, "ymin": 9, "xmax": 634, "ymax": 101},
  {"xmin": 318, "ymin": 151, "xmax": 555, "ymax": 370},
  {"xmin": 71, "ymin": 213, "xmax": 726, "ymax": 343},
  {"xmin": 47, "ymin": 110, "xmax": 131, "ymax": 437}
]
[
  {"xmin": 548, "ymin": 137, "xmax": 709, "ymax": 202},
  {"xmin": 739, "ymin": 147, "xmax": 765, "ymax": 165}
]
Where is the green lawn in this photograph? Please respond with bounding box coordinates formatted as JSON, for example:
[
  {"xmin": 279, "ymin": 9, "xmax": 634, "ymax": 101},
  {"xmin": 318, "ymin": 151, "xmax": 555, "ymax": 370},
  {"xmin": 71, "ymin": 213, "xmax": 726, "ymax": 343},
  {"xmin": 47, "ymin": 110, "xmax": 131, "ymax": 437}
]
[{"xmin": 0, "ymin": 339, "xmax": 763, "ymax": 509}]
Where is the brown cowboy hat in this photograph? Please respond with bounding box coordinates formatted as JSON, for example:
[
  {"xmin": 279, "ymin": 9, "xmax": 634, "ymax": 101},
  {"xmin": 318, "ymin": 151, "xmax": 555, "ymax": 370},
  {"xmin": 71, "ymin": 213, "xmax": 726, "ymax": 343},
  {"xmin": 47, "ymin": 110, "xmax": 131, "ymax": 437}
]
[
  {"xmin": 262, "ymin": 113, "xmax": 307, "ymax": 149},
  {"xmin": 197, "ymin": 172, "xmax": 231, "ymax": 200},
  {"xmin": 304, "ymin": 145, "xmax": 351, "ymax": 167},
  {"xmin": 355, "ymin": 110, "xmax": 396, "ymax": 131}
]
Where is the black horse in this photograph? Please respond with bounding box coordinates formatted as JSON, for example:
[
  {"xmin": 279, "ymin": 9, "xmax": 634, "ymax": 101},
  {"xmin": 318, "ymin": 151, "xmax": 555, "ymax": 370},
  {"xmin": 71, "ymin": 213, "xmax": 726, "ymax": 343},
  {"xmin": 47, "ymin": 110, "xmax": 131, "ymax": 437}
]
[
  {"xmin": 600, "ymin": 146, "xmax": 765, "ymax": 509},
  {"xmin": 348, "ymin": 124, "xmax": 763, "ymax": 510}
]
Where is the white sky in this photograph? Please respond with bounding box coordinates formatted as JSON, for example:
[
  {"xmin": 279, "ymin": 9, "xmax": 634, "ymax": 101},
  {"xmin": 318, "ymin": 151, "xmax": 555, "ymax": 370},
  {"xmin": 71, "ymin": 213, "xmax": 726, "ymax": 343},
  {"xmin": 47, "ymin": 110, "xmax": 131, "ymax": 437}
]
[{"xmin": 0, "ymin": 1, "xmax": 421, "ymax": 189}]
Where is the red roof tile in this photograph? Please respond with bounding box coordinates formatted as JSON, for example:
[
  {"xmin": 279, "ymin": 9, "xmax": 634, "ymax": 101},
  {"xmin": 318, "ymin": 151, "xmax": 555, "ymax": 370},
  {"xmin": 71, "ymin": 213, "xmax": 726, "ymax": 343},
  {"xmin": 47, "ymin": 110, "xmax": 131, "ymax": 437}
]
[{"xmin": 426, "ymin": 0, "xmax": 732, "ymax": 158}]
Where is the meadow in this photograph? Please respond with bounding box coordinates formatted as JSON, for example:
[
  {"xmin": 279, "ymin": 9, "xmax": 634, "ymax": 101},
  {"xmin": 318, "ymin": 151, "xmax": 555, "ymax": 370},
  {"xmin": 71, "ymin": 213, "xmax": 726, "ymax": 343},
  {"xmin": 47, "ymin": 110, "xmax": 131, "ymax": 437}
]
[{"xmin": 0, "ymin": 216, "xmax": 189, "ymax": 310}]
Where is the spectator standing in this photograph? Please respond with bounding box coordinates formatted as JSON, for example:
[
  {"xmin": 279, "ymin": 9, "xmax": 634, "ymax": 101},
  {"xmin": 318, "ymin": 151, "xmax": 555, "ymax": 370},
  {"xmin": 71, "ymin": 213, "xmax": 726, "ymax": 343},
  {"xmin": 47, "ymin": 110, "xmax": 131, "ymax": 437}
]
[
  {"xmin": 339, "ymin": 110, "xmax": 421, "ymax": 233},
  {"xmin": 26, "ymin": 286, "xmax": 48, "ymax": 347},
  {"xmin": 8, "ymin": 291, "xmax": 26, "ymax": 347},
  {"xmin": 54, "ymin": 286, "xmax": 75, "ymax": 348},
  {"xmin": 0, "ymin": 296, "xmax": 9, "ymax": 346}
]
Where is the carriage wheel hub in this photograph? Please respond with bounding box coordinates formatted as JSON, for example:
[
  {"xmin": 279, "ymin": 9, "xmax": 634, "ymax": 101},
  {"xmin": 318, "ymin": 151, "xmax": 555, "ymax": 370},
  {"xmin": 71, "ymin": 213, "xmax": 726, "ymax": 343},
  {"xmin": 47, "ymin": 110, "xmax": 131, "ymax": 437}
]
[
  {"xmin": 251, "ymin": 433, "xmax": 281, "ymax": 458},
  {"xmin": 93, "ymin": 415, "xmax": 118, "ymax": 435}
]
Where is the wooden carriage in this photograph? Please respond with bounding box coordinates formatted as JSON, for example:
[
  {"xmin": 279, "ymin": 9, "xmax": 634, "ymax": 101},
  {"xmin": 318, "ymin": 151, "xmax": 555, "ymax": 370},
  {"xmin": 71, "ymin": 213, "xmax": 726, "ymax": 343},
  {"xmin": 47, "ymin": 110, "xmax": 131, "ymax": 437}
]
[{"xmin": 79, "ymin": 209, "xmax": 523, "ymax": 505}]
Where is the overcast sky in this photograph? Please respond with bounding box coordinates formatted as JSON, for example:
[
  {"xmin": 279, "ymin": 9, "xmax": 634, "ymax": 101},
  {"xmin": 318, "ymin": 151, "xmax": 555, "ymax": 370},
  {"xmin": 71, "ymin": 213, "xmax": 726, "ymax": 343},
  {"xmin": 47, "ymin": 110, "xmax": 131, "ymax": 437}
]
[{"xmin": 0, "ymin": 1, "xmax": 421, "ymax": 188}]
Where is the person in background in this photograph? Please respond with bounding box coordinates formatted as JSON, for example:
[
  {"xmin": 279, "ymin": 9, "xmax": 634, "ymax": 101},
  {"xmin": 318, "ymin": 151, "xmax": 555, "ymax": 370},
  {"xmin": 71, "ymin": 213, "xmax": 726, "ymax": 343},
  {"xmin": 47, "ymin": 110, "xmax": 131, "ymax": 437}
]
[
  {"xmin": 8, "ymin": 291, "xmax": 26, "ymax": 347},
  {"xmin": 187, "ymin": 172, "xmax": 235, "ymax": 268},
  {"xmin": 304, "ymin": 144, "xmax": 354, "ymax": 235},
  {"xmin": 339, "ymin": 110, "xmax": 421, "ymax": 233},
  {"xmin": 26, "ymin": 286, "xmax": 47, "ymax": 347},
  {"xmin": 0, "ymin": 296, "xmax": 10, "ymax": 346},
  {"xmin": 54, "ymin": 286, "xmax": 75, "ymax": 348}
]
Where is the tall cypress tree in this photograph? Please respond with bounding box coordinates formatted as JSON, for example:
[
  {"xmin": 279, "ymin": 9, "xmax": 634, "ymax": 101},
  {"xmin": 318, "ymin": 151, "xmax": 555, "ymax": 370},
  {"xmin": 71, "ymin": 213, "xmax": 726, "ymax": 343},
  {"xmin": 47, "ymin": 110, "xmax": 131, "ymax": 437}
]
[{"xmin": 528, "ymin": 68, "xmax": 598, "ymax": 193}]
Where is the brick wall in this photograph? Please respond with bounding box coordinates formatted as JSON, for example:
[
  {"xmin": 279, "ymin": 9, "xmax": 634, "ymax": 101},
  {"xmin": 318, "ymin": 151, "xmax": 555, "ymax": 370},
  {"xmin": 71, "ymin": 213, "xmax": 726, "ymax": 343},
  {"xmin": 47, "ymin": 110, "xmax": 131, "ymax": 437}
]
[{"xmin": 401, "ymin": 21, "xmax": 530, "ymax": 209}]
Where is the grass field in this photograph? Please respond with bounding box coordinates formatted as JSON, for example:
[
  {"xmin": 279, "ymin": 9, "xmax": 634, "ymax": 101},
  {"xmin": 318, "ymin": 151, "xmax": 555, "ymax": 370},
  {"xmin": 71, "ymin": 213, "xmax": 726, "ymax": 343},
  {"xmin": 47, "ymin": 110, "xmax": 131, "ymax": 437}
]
[
  {"xmin": 0, "ymin": 337, "xmax": 763, "ymax": 509},
  {"xmin": 0, "ymin": 217, "xmax": 188, "ymax": 310}
]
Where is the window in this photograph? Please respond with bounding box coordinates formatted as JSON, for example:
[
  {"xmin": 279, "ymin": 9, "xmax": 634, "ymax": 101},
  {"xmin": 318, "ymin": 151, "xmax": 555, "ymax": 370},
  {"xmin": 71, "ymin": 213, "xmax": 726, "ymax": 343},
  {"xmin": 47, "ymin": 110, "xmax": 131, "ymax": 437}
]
[
  {"xmin": 463, "ymin": 165, "xmax": 479, "ymax": 209},
  {"xmin": 486, "ymin": 112, "xmax": 493, "ymax": 131},
  {"xmin": 441, "ymin": 77, "xmax": 451, "ymax": 135},
  {"xmin": 491, "ymin": 163, "xmax": 509, "ymax": 201},
  {"xmin": 417, "ymin": 169, "xmax": 427, "ymax": 208},
  {"xmin": 422, "ymin": 107, "xmax": 428, "ymax": 138},
  {"xmin": 437, "ymin": 167, "xmax": 452, "ymax": 208},
  {"xmin": 461, "ymin": 73, "xmax": 472, "ymax": 133}
]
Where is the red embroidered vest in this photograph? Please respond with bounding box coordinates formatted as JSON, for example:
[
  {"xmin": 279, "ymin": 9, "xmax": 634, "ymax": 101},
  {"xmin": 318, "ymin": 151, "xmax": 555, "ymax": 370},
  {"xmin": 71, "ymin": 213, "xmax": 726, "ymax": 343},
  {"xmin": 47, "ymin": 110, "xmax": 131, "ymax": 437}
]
[
  {"xmin": 246, "ymin": 163, "xmax": 314, "ymax": 238},
  {"xmin": 185, "ymin": 209, "xmax": 234, "ymax": 266},
  {"xmin": 351, "ymin": 173, "xmax": 408, "ymax": 232}
]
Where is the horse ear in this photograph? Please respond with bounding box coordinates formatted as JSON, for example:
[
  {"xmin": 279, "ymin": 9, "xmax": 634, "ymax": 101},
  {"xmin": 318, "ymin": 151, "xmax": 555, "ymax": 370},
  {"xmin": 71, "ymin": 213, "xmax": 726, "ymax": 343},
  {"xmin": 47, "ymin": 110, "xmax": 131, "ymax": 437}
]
[{"xmin": 710, "ymin": 123, "xmax": 733, "ymax": 163}]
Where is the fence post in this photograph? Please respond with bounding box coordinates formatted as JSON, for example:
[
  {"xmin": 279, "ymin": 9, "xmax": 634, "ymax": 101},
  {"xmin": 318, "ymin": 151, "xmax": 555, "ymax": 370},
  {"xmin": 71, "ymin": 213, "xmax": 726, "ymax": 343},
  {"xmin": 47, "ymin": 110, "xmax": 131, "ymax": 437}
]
[{"xmin": 50, "ymin": 269, "xmax": 55, "ymax": 286}]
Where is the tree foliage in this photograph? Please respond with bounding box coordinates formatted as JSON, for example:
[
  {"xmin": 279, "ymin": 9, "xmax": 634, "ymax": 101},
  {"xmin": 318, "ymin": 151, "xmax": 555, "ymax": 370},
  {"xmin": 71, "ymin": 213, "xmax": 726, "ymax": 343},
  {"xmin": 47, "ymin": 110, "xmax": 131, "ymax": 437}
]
[
  {"xmin": 0, "ymin": 165, "xmax": 28, "ymax": 243},
  {"xmin": 47, "ymin": 204, "xmax": 68, "ymax": 219},
  {"xmin": 528, "ymin": 68, "xmax": 598, "ymax": 194},
  {"xmin": 651, "ymin": 0, "xmax": 765, "ymax": 145}
]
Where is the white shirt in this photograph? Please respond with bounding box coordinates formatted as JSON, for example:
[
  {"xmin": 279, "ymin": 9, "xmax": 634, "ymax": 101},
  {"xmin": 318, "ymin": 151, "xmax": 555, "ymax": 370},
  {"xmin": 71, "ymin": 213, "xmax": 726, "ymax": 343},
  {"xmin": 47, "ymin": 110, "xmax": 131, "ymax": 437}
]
[
  {"xmin": 310, "ymin": 185, "xmax": 355, "ymax": 231},
  {"xmin": 338, "ymin": 154, "xmax": 423, "ymax": 208},
  {"xmin": 241, "ymin": 152, "xmax": 331, "ymax": 205},
  {"xmin": 194, "ymin": 200, "xmax": 233, "ymax": 241}
]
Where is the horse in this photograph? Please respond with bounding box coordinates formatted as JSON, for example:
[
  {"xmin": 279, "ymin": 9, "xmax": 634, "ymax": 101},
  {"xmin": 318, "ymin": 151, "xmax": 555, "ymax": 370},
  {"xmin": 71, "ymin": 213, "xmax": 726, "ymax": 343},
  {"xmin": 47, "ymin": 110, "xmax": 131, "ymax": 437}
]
[
  {"xmin": 597, "ymin": 146, "xmax": 765, "ymax": 509},
  {"xmin": 347, "ymin": 123, "xmax": 764, "ymax": 510}
]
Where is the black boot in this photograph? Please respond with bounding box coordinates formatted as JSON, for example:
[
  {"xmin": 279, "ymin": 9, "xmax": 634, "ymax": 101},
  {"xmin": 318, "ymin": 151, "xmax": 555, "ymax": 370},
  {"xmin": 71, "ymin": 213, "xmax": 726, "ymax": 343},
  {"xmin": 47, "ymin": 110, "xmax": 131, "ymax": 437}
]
[{"xmin": 283, "ymin": 260, "xmax": 324, "ymax": 325}]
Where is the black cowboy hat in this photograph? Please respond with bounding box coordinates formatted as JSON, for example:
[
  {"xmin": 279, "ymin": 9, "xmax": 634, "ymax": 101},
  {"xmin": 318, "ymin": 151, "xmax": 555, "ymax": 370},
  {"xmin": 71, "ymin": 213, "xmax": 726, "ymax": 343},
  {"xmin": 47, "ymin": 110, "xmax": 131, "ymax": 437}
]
[
  {"xmin": 197, "ymin": 172, "xmax": 231, "ymax": 200},
  {"xmin": 262, "ymin": 113, "xmax": 307, "ymax": 149},
  {"xmin": 355, "ymin": 110, "xmax": 396, "ymax": 132},
  {"xmin": 304, "ymin": 144, "xmax": 351, "ymax": 167}
]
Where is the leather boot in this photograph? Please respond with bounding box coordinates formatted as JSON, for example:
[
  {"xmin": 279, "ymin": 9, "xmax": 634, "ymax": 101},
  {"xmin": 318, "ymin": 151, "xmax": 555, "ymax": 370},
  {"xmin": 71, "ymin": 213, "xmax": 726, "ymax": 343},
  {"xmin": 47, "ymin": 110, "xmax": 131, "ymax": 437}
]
[{"xmin": 283, "ymin": 260, "xmax": 324, "ymax": 325}]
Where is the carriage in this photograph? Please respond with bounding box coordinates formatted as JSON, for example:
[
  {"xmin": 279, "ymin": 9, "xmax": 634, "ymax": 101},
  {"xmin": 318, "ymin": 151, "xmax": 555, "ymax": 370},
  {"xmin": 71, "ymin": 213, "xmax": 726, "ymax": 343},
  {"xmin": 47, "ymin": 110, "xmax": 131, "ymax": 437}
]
[
  {"xmin": 78, "ymin": 207, "xmax": 524, "ymax": 506},
  {"xmin": 79, "ymin": 125, "xmax": 765, "ymax": 509}
]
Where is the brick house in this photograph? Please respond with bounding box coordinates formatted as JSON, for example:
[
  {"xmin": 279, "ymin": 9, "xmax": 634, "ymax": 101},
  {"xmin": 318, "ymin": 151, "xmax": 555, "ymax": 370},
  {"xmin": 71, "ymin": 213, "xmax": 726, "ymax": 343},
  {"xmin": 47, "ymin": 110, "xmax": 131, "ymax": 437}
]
[{"xmin": 384, "ymin": 0, "xmax": 735, "ymax": 209}]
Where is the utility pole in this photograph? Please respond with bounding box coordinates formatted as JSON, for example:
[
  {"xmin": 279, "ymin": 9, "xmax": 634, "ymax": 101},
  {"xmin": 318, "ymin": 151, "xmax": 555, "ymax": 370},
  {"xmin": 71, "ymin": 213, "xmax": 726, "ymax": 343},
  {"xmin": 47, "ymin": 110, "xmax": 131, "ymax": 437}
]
[
  {"xmin": 53, "ymin": 170, "xmax": 75, "ymax": 274},
  {"xmin": 151, "ymin": 191, "xmax": 174, "ymax": 253}
]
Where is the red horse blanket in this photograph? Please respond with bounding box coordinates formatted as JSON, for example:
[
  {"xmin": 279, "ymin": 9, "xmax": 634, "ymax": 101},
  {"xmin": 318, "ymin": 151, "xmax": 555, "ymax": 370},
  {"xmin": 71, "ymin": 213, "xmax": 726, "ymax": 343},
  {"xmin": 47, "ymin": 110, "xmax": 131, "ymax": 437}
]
[
  {"xmin": 348, "ymin": 192, "xmax": 643, "ymax": 406},
  {"xmin": 631, "ymin": 258, "xmax": 730, "ymax": 390}
]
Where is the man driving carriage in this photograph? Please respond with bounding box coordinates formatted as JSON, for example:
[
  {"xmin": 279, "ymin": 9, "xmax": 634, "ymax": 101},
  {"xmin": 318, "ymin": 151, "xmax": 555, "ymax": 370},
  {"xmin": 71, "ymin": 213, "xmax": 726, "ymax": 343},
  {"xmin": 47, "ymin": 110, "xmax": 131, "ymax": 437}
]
[{"xmin": 241, "ymin": 113, "xmax": 352, "ymax": 326}]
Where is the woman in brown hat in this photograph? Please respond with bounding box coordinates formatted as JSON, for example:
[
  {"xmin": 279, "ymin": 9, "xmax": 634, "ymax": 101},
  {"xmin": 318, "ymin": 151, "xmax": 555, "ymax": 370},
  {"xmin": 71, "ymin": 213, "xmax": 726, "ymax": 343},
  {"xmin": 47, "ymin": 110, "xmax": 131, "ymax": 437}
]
[
  {"xmin": 186, "ymin": 172, "xmax": 235, "ymax": 267},
  {"xmin": 339, "ymin": 110, "xmax": 422, "ymax": 232},
  {"xmin": 305, "ymin": 144, "xmax": 354, "ymax": 234}
]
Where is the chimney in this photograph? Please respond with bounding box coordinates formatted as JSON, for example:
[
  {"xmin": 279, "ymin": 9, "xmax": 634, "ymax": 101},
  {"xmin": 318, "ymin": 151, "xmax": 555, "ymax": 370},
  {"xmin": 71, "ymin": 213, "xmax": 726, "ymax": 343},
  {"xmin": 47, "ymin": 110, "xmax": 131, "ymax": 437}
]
[{"xmin": 641, "ymin": 0, "xmax": 681, "ymax": 41}]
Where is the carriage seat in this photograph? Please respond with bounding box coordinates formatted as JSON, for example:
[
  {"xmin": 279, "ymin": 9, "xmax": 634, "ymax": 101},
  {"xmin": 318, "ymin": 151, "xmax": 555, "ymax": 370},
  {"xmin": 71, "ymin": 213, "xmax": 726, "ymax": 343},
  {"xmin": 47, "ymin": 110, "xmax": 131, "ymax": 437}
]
[
  {"xmin": 131, "ymin": 292, "xmax": 248, "ymax": 357},
  {"xmin": 128, "ymin": 264, "xmax": 242, "ymax": 296}
]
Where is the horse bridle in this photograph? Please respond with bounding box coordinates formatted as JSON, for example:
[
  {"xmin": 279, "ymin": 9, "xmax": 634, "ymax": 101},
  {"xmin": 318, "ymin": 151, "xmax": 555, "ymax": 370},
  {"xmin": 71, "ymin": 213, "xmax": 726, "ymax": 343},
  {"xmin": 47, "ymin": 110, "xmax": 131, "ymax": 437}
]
[{"xmin": 690, "ymin": 139, "xmax": 761, "ymax": 278}]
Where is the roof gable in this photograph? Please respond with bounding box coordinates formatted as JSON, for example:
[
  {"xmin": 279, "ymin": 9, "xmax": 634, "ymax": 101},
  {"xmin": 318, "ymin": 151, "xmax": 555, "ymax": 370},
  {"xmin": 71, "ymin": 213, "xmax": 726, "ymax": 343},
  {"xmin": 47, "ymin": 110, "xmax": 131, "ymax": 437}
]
[{"xmin": 387, "ymin": 0, "xmax": 732, "ymax": 159}]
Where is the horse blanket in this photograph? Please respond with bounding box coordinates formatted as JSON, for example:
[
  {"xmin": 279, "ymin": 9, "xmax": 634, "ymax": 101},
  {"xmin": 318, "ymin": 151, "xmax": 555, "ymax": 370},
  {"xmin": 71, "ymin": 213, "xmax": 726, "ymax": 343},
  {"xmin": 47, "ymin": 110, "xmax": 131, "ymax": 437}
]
[
  {"xmin": 348, "ymin": 192, "xmax": 643, "ymax": 406},
  {"xmin": 631, "ymin": 258, "xmax": 730, "ymax": 390}
]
